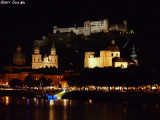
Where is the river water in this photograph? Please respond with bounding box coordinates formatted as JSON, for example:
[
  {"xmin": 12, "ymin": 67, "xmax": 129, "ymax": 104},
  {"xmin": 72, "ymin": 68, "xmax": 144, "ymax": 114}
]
[{"xmin": 0, "ymin": 96, "xmax": 160, "ymax": 120}]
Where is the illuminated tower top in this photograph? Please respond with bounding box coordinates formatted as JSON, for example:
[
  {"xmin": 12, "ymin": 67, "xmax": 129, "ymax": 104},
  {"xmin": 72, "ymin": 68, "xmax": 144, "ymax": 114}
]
[
  {"xmin": 51, "ymin": 42, "xmax": 56, "ymax": 55},
  {"xmin": 108, "ymin": 40, "xmax": 120, "ymax": 52},
  {"xmin": 34, "ymin": 46, "xmax": 40, "ymax": 54},
  {"xmin": 130, "ymin": 44, "xmax": 137, "ymax": 61}
]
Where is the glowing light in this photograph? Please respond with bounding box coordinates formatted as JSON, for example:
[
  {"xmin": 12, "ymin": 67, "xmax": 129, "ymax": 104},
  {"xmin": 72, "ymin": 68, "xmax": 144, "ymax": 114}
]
[
  {"xmin": 27, "ymin": 99, "xmax": 29, "ymax": 105},
  {"xmin": 64, "ymin": 99, "xmax": 67, "ymax": 106},
  {"xmin": 5, "ymin": 96, "xmax": 9, "ymax": 105},
  {"xmin": 36, "ymin": 99, "xmax": 39, "ymax": 105},
  {"xmin": 49, "ymin": 99, "xmax": 54, "ymax": 106},
  {"xmin": 34, "ymin": 98, "xmax": 36, "ymax": 102},
  {"xmin": 152, "ymin": 86, "xmax": 156, "ymax": 90},
  {"xmin": 130, "ymin": 29, "xmax": 134, "ymax": 34},
  {"xmin": 89, "ymin": 99, "xmax": 92, "ymax": 104}
]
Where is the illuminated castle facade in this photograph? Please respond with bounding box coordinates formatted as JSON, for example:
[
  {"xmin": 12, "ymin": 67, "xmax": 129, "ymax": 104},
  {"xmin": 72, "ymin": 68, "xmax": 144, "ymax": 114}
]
[
  {"xmin": 32, "ymin": 43, "xmax": 58, "ymax": 69},
  {"xmin": 53, "ymin": 19, "xmax": 127, "ymax": 36},
  {"xmin": 84, "ymin": 40, "xmax": 136, "ymax": 69}
]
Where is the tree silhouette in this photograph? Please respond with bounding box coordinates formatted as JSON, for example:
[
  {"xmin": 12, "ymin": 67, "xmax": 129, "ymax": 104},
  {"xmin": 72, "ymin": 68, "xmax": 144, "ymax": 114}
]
[
  {"xmin": 9, "ymin": 79, "xmax": 23, "ymax": 88},
  {"xmin": 23, "ymin": 74, "xmax": 37, "ymax": 87}
]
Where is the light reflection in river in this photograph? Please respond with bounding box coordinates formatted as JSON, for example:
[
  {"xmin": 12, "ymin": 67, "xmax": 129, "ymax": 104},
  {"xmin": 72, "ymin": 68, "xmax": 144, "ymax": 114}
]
[
  {"xmin": 49, "ymin": 99, "xmax": 54, "ymax": 106},
  {"xmin": 0, "ymin": 97, "xmax": 160, "ymax": 120},
  {"xmin": 5, "ymin": 96, "xmax": 9, "ymax": 105}
]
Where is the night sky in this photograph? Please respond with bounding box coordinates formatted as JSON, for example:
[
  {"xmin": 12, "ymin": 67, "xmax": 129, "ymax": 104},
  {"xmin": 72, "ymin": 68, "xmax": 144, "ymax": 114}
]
[{"xmin": 0, "ymin": 0, "xmax": 160, "ymax": 67}]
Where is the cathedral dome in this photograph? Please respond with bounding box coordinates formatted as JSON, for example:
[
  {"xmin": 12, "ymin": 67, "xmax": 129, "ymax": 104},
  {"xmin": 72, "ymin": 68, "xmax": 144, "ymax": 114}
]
[
  {"xmin": 13, "ymin": 44, "xmax": 26, "ymax": 65},
  {"xmin": 13, "ymin": 52, "xmax": 26, "ymax": 59},
  {"xmin": 34, "ymin": 46, "xmax": 40, "ymax": 50},
  {"xmin": 108, "ymin": 40, "xmax": 120, "ymax": 52}
]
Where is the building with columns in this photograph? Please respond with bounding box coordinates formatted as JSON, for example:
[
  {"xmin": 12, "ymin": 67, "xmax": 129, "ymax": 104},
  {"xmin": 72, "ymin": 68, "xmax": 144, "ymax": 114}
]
[{"xmin": 32, "ymin": 42, "xmax": 58, "ymax": 69}]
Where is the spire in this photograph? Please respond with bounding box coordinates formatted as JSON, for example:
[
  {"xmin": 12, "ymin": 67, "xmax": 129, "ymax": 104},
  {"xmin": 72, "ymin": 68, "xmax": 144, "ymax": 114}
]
[
  {"xmin": 130, "ymin": 44, "xmax": 137, "ymax": 61},
  {"xmin": 51, "ymin": 42, "xmax": 56, "ymax": 51},
  {"xmin": 34, "ymin": 45, "xmax": 40, "ymax": 54},
  {"xmin": 51, "ymin": 42, "xmax": 56, "ymax": 55},
  {"xmin": 17, "ymin": 43, "xmax": 21, "ymax": 52},
  {"xmin": 111, "ymin": 40, "xmax": 115, "ymax": 45}
]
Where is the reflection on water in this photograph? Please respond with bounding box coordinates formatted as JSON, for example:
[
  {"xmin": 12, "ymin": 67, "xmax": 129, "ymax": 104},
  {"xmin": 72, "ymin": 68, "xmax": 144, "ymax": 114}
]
[
  {"xmin": 0, "ymin": 96, "xmax": 160, "ymax": 120},
  {"xmin": 49, "ymin": 99, "xmax": 54, "ymax": 106}
]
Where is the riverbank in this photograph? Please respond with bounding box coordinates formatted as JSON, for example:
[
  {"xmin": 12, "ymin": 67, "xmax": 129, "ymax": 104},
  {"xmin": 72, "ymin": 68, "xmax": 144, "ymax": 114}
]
[{"xmin": 62, "ymin": 91, "xmax": 160, "ymax": 102}]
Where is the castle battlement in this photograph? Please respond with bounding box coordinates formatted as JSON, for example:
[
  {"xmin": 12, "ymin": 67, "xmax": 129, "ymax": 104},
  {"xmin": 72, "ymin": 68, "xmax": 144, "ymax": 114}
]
[{"xmin": 53, "ymin": 19, "xmax": 127, "ymax": 36}]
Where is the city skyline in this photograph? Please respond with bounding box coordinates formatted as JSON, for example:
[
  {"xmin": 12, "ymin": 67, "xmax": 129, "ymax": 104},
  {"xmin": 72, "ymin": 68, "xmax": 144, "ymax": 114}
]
[{"xmin": 0, "ymin": 0, "xmax": 160, "ymax": 67}]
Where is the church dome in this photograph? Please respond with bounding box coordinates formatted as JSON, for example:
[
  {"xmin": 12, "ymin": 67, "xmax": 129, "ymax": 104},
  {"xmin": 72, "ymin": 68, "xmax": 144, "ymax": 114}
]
[
  {"xmin": 13, "ymin": 52, "xmax": 26, "ymax": 59},
  {"xmin": 108, "ymin": 40, "xmax": 120, "ymax": 52},
  {"xmin": 13, "ymin": 44, "xmax": 26, "ymax": 65},
  {"xmin": 34, "ymin": 46, "xmax": 40, "ymax": 50}
]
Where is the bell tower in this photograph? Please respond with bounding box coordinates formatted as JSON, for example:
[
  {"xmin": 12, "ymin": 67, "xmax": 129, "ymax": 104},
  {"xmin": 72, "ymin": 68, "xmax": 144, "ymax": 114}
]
[
  {"xmin": 48, "ymin": 42, "xmax": 58, "ymax": 68},
  {"xmin": 32, "ymin": 46, "xmax": 42, "ymax": 69},
  {"xmin": 130, "ymin": 44, "xmax": 138, "ymax": 66}
]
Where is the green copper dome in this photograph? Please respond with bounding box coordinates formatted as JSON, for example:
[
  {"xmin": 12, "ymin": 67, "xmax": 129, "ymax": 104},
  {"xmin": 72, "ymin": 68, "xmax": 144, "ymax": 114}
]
[
  {"xmin": 34, "ymin": 46, "xmax": 40, "ymax": 50},
  {"xmin": 51, "ymin": 47, "xmax": 56, "ymax": 51},
  {"xmin": 51, "ymin": 42, "xmax": 56, "ymax": 51},
  {"xmin": 13, "ymin": 52, "xmax": 26, "ymax": 59},
  {"xmin": 13, "ymin": 44, "xmax": 26, "ymax": 59}
]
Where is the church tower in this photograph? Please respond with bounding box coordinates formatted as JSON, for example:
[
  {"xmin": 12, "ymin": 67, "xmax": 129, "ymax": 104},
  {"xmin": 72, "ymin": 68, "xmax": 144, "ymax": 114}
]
[
  {"xmin": 108, "ymin": 40, "xmax": 120, "ymax": 58},
  {"xmin": 48, "ymin": 42, "xmax": 58, "ymax": 68},
  {"xmin": 130, "ymin": 44, "xmax": 138, "ymax": 66},
  {"xmin": 32, "ymin": 46, "xmax": 42, "ymax": 69}
]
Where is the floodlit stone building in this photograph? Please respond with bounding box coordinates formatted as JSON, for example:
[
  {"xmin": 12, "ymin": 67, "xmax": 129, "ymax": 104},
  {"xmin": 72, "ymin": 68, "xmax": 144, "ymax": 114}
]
[
  {"xmin": 84, "ymin": 40, "xmax": 136, "ymax": 69},
  {"xmin": 53, "ymin": 19, "xmax": 127, "ymax": 36},
  {"xmin": 32, "ymin": 42, "xmax": 58, "ymax": 69}
]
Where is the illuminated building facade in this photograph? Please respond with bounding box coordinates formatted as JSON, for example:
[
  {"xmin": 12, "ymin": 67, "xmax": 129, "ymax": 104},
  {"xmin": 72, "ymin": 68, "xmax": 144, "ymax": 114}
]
[
  {"xmin": 1, "ymin": 72, "xmax": 67, "ymax": 88},
  {"xmin": 53, "ymin": 19, "xmax": 127, "ymax": 36},
  {"xmin": 84, "ymin": 40, "xmax": 131, "ymax": 69},
  {"xmin": 32, "ymin": 42, "xmax": 58, "ymax": 69}
]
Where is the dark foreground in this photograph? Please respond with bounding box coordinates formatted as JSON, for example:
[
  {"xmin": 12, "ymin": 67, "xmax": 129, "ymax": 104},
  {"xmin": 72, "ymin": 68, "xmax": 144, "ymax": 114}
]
[{"xmin": 1, "ymin": 90, "xmax": 160, "ymax": 102}]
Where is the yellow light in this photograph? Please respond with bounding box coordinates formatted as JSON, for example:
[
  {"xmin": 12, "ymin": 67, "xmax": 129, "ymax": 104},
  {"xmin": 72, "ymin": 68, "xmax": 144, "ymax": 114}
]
[
  {"xmin": 5, "ymin": 96, "xmax": 9, "ymax": 105},
  {"xmin": 49, "ymin": 99, "xmax": 54, "ymax": 106},
  {"xmin": 64, "ymin": 99, "xmax": 67, "ymax": 106},
  {"xmin": 89, "ymin": 99, "xmax": 92, "ymax": 104}
]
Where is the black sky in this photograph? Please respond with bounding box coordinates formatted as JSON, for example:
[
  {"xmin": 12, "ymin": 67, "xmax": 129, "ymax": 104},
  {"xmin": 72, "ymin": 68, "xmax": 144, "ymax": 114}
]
[{"xmin": 0, "ymin": 0, "xmax": 160, "ymax": 67}]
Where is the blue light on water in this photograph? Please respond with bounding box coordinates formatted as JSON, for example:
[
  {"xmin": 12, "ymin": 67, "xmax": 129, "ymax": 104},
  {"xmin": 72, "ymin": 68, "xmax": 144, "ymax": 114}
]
[{"xmin": 45, "ymin": 94, "xmax": 57, "ymax": 101}]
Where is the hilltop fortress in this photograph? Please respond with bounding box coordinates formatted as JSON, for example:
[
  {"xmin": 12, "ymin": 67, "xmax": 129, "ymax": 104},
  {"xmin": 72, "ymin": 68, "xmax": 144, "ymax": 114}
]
[{"xmin": 53, "ymin": 19, "xmax": 127, "ymax": 36}]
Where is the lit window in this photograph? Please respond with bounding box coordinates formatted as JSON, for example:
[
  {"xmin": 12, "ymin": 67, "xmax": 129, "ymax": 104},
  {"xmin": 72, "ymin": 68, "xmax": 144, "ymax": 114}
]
[{"xmin": 116, "ymin": 53, "xmax": 118, "ymax": 56}]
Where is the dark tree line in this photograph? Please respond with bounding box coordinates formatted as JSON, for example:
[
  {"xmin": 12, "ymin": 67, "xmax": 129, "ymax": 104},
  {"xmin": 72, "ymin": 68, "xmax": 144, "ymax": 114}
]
[
  {"xmin": 66, "ymin": 66, "xmax": 160, "ymax": 91},
  {"xmin": 9, "ymin": 75, "xmax": 53, "ymax": 88}
]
